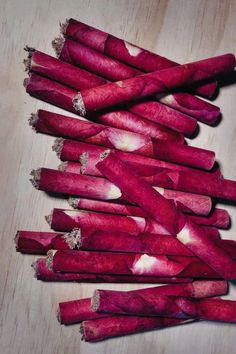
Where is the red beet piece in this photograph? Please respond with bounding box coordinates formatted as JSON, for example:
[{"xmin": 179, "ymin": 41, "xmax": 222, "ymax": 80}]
[
  {"xmin": 48, "ymin": 250, "xmax": 220, "ymax": 278},
  {"xmin": 24, "ymin": 47, "xmax": 107, "ymax": 89},
  {"xmin": 62, "ymin": 19, "xmax": 217, "ymax": 98},
  {"xmin": 93, "ymin": 292, "xmax": 236, "ymax": 323},
  {"xmin": 78, "ymin": 230, "xmax": 221, "ymax": 256},
  {"xmin": 189, "ymin": 208, "xmax": 230, "ymax": 229},
  {"xmin": 67, "ymin": 54, "xmax": 235, "ymax": 115},
  {"xmin": 81, "ymin": 316, "xmax": 192, "ymax": 342},
  {"xmin": 47, "ymin": 208, "xmax": 170, "ymax": 235},
  {"xmin": 26, "ymin": 51, "xmax": 196, "ymax": 138},
  {"xmin": 15, "ymin": 230, "xmax": 78, "ymax": 254},
  {"xmin": 33, "ymin": 258, "xmax": 193, "ymax": 283},
  {"xmin": 31, "ymin": 110, "xmax": 183, "ymax": 152},
  {"xmin": 93, "ymin": 280, "xmax": 228, "ymax": 316},
  {"xmin": 69, "ymin": 196, "xmax": 213, "ymax": 220},
  {"xmin": 128, "ymin": 101, "xmax": 197, "ymax": 137},
  {"xmin": 59, "ymin": 280, "xmax": 226, "ymax": 324},
  {"xmin": 30, "ymin": 110, "xmax": 214, "ymax": 169},
  {"xmin": 97, "ymin": 152, "xmax": 236, "ymax": 280},
  {"xmin": 156, "ymin": 92, "xmax": 221, "ymax": 125},
  {"xmin": 31, "ymin": 166, "xmax": 212, "ymax": 216}
]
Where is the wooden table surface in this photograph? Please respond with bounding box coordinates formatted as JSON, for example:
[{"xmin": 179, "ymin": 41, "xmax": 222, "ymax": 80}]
[{"xmin": 1, "ymin": 0, "xmax": 236, "ymax": 353}]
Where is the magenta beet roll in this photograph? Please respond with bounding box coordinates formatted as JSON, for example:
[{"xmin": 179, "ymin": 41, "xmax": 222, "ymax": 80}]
[
  {"xmin": 62, "ymin": 19, "xmax": 217, "ymax": 98},
  {"xmin": 61, "ymin": 54, "xmax": 235, "ymax": 115},
  {"xmin": 59, "ymin": 280, "xmax": 226, "ymax": 325},
  {"xmin": 30, "ymin": 110, "xmax": 214, "ymax": 170},
  {"xmin": 47, "ymin": 250, "xmax": 220, "ymax": 278},
  {"xmin": 33, "ymin": 258, "xmax": 192, "ymax": 283},
  {"xmin": 81, "ymin": 316, "xmax": 192, "ymax": 342},
  {"xmin": 96, "ymin": 151, "xmax": 236, "ymax": 280}
]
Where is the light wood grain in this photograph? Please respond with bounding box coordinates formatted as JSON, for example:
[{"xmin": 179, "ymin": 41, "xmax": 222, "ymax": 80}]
[{"xmin": 0, "ymin": 0, "xmax": 236, "ymax": 353}]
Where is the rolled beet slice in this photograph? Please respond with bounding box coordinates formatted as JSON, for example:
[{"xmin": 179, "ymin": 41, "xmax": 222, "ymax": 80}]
[
  {"xmin": 96, "ymin": 151, "xmax": 236, "ymax": 280},
  {"xmin": 59, "ymin": 280, "xmax": 226, "ymax": 324},
  {"xmin": 61, "ymin": 54, "xmax": 235, "ymax": 115},
  {"xmin": 48, "ymin": 250, "xmax": 220, "ymax": 278},
  {"xmin": 81, "ymin": 316, "xmax": 192, "ymax": 342},
  {"xmin": 69, "ymin": 196, "xmax": 214, "ymax": 219},
  {"xmin": 77, "ymin": 230, "xmax": 221, "ymax": 256},
  {"xmin": 29, "ymin": 109, "xmax": 216, "ymax": 169},
  {"xmin": 33, "ymin": 258, "xmax": 193, "ymax": 283},
  {"xmin": 26, "ymin": 51, "xmax": 196, "ymax": 138},
  {"xmin": 31, "ymin": 167, "xmax": 212, "ymax": 216},
  {"xmin": 15, "ymin": 230, "xmax": 79, "ymax": 254},
  {"xmin": 46, "ymin": 208, "xmax": 170, "ymax": 235},
  {"xmin": 93, "ymin": 292, "xmax": 236, "ymax": 324},
  {"xmin": 62, "ymin": 19, "xmax": 217, "ymax": 98}
]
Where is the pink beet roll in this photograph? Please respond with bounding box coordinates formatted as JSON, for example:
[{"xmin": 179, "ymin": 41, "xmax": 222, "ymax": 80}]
[
  {"xmin": 30, "ymin": 110, "xmax": 214, "ymax": 170},
  {"xmin": 128, "ymin": 100, "xmax": 197, "ymax": 137},
  {"xmin": 68, "ymin": 54, "xmax": 235, "ymax": 115},
  {"xmin": 62, "ymin": 19, "xmax": 217, "ymax": 98},
  {"xmin": 29, "ymin": 110, "xmax": 214, "ymax": 170},
  {"xmin": 156, "ymin": 92, "xmax": 221, "ymax": 125},
  {"xmin": 24, "ymin": 47, "xmax": 107, "ymax": 89},
  {"xmin": 56, "ymin": 140, "xmax": 234, "ymax": 204},
  {"xmin": 46, "ymin": 208, "xmax": 171, "ymax": 235},
  {"xmin": 93, "ymin": 291, "xmax": 236, "ymax": 323},
  {"xmin": 97, "ymin": 151, "xmax": 236, "ymax": 280},
  {"xmin": 81, "ymin": 316, "xmax": 192, "ymax": 342},
  {"xmin": 59, "ymin": 280, "xmax": 226, "ymax": 324},
  {"xmin": 48, "ymin": 250, "xmax": 221, "ymax": 278},
  {"xmin": 69, "ymin": 196, "xmax": 214, "ymax": 220},
  {"xmin": 31, "ymin": 110, "xmax": 183, "ymax": 152},
  {"xmin": 77, "ymin": 230, "xmax": 224, "ymax": 256},
  {"xmin": 15, "ymin": 230, "xmax": 79, "ymax": 254},
  {"xmin": 26, "ymin": 78, "xmax": 184, "ymax": 143},
  {"xmin": 33, "ymin": 258, "xmax": 193, "ymax": 283},
  {"xmin": 26, "ymin": 50, "xmax": 196, "ymax": 139}
]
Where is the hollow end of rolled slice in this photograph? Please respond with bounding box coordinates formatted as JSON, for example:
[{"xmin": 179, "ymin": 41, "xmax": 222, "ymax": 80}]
[
  {"xmin": 28, "ymin": 112, "xmax": 39, "ymax": 129},
  {"xmin": 91, "ymin": 290, "xmax": 100, "ymax": 312},
  {"xmin": 63, "ymin": 228, "xmax": 81, "ymax": 249},
  {"xmin": 56, "ymin": 306, "xmax": 62, "ymax": 323},
  {"xmin": 52, "ymin": 35, "xmax": 65, "ymax": 57},
  {"xmin": 23, "ymin": 77, "xmax": 30, "ymax": 88},
  {"xmin": 58, "ymin": 161, "xmax": 68, "ymax": 171},
  {"xmin": 23, "ymin": 46, "xmax": 35, "ymax": 71},
  {"xmin": 14, "ymin": 231, "xmax": 20, "ymax": 249},
  {"xmin": 46, "ymin": 250, "xmax": 57, "ymax": 271},
  {"xmin": 73, "ymin": 92, "xmax": 86, "ymax": 116},
  {"xmin": 31, "ymin": 260, "xmax": 39, "ymax": 278},
  {"xmin": 60, "ymin": 19, "xmax": 69, "ymax": 35},
  {"xmin": 52, "ymin": 138, "xmax": 64, "ymax": 157},
  {"xmin": 99, "ymin": 149, "xmax": 111, "ymax": 161},
  {"xmin": 30, "ymin": 168, "xmax": 41, "ymax": 189},
  {"xmin": 45, "ymin": 211, "xmax": 53, "ymax": 227},
  {"xmin": 80, "ymin": 323, "xmax": 85, "ymax": 341},
  {"xmin": 68, "ymin": 197, "xmax": 80, "ymax": 208},
  {"xmin": 79, "ymin": 152, "xmax": 89, "ymax": 174}
]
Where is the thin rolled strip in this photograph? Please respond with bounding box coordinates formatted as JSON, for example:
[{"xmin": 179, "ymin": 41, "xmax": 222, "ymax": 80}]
[
  {"xmin": 26, "ymin": 50, "xmax": 195, "ymax": 138},
  {"xmin": 93, "ymin": 292, "xmax": 236, "ymax": 323},
  {"xmin": 46, "ymin": 208, "xmax": 170, "ymax": 235},
  {"xmin": 93, "ymin": 281, "xmax": 228, "ymax": 315},
  {"xmin": 59, "ymin": 280, "xmax": 227, "ymax": 324},
  {"xmin": 81, "ymin": 316, "xmax": 192, "ymax": 342},
  {"xmin": 96, "ymin": 152, "xmax": 236, "ymax": 280},
  {"xmin": 31, "ymin": 167, "xmax": 212, "ymax": 216},
  {"xmin": 48, "ymin": 250, "xmax": 220, "ymax": 278},
  {"xmin": 69, "ymin": 197, "xmax": 214, "ymax": 220},
  {"xmin": 29, "ymin": 109, "xmax": 214, "ymax": 169},
  {"xmin": 33, "ymin": 258, "xmax": 193, "ymax": 283},
  {"xmin": 69, "ymin": 54, "xmax": 235, "ymax": 115},
  {"xmin": 78, "ymin": 230, "xmax": 222, "ymax": 256},
  {"xmin": 62, "ymin": 19, "xmax": 217, "ymax": 98},
  {"xmin": 15, "ymin": 230, "xmax": 79, "ymax": 254}
]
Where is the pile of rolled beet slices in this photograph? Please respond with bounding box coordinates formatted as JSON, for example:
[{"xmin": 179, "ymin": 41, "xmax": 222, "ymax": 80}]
[{"xmin": 16, "ymin": 18, "xmax": 236, "ymax": 342}]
